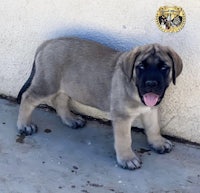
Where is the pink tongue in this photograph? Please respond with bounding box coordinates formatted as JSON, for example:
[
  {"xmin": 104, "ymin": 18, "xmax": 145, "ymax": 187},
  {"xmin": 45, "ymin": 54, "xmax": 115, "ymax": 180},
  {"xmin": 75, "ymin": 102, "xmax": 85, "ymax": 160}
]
[{"xmin": 143, "ymin": 93, "xmax": 159, "ymax": 107}]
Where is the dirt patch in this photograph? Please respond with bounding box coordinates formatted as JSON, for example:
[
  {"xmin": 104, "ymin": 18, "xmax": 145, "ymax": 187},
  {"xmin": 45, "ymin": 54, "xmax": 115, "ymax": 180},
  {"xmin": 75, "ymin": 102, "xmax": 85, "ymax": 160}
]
[
  {"xmin": 86, "ymin": 181, "xmax": 103, "ymax": 188},
  {"xmin": 16, "ymin": 134, "xmax": 26, "ymax": 144},
  {"xmin": 44, "ymin": 128, "xmax": 52, "ymax": 133}
]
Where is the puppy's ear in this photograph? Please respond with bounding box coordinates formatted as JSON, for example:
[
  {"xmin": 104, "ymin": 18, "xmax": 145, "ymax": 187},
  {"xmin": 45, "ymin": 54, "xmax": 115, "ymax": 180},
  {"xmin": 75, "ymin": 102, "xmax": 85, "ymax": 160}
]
[
  {"xmin": 167, "ymin": 47, "xmax": 183, "ymax": 85},
  {"xmin": 119, "ymin": 47, "xmax": 141, "ymax": 82}
]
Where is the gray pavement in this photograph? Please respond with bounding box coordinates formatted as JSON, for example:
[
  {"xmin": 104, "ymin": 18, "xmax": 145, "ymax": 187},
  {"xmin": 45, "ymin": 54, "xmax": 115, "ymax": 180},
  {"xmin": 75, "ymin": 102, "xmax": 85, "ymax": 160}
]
[{"xmin": 0, "ymin": 98, "xmax": 200, "ymax": 193}]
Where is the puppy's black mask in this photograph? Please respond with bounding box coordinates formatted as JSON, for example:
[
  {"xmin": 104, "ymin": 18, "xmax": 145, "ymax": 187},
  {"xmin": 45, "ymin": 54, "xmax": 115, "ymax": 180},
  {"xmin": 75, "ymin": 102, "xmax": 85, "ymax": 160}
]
[{"xmin": 135, "ymin": 54, "xmax": 170, "ymax": 107}]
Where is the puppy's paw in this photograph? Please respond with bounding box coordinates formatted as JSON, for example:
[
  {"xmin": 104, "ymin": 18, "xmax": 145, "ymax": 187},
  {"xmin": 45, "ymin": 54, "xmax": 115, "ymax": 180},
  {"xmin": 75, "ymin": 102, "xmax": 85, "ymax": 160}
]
[
  {"xmin": 64, "ymin": 117, "xmax": 86, "ymax": 129},
  {"xmin": 149, "ymin": 137, "xmax": 174, "ymax": 154},
  {"xmin": 17, "ymin": 124, "xmax": 38, "ymax": 136},
  {"xmin": 117, "ymin": 153, "xmax": 142, "ymax": 170}
]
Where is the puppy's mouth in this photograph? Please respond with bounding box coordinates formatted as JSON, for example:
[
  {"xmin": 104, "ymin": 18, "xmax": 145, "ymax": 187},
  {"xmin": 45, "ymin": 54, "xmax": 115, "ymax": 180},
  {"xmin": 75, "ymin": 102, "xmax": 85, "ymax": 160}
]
[{"xmin": 143, "ymin": 93, "xmax": 160, "ymax": 107}]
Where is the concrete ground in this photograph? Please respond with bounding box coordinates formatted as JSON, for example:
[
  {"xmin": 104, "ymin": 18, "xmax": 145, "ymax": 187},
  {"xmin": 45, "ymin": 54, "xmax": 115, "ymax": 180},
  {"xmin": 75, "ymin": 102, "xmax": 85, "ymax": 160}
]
[{"xmin": 0, "ymin": 98, "xmax": 200, "ymax": 193}]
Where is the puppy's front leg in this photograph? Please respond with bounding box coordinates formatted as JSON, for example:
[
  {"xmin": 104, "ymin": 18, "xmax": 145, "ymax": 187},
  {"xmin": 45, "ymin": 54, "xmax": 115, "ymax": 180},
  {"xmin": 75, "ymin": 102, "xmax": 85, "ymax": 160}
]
[
  {"xmin": 142, "ymin": 108, "xmax": 174, "ymax": 154},
  {"xmin": 113, "ymin": 117, "xmax": 141, "ymax": 170}
]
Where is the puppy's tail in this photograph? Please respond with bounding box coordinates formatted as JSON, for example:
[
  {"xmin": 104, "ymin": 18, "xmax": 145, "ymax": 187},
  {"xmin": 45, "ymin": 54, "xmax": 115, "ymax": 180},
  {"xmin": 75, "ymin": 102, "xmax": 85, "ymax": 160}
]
[{"xmin": 17, "ymin": 62, "xmax": 36, "ymax": 104}]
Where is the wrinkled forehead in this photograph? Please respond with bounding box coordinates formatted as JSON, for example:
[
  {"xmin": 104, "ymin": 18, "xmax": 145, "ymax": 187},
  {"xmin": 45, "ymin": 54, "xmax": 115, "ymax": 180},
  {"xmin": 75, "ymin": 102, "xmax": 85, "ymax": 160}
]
[{"xmin": 135, "ymin": 45, "xmax": 172, "ymax": 67}]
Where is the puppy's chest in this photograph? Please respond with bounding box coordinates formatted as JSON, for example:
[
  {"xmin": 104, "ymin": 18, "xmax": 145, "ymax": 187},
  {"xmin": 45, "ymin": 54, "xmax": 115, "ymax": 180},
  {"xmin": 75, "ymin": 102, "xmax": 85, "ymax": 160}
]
[{"xmin": 126, "ymin": 105, "xmax": 151, "ymax": 117}]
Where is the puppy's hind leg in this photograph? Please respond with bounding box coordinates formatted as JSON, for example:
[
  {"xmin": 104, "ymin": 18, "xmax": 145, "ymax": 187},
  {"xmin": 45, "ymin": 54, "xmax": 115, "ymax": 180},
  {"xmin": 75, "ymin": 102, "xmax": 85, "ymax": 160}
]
[
  {"xmin": 53, "ymin": 93, "xmax": 86, "ymax": 129},
  {"xmin": 17, "ymin": 91, "xmax": 41, "ymax": 135}
]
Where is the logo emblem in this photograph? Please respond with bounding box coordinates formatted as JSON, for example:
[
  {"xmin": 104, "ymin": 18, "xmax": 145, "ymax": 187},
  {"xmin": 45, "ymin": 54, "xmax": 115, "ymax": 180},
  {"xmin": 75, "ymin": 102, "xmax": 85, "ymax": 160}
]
[{"xmin": 156, "ymin": 6, "xmax": 186, "ymax": 33}]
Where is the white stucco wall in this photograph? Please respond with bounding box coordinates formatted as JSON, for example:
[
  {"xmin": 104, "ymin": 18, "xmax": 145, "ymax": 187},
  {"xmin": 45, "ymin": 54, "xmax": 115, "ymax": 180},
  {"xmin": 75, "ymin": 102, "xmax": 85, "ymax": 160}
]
[{"xmin": 0, "ymin": 0, "xmax": 200, "ymax": 143}]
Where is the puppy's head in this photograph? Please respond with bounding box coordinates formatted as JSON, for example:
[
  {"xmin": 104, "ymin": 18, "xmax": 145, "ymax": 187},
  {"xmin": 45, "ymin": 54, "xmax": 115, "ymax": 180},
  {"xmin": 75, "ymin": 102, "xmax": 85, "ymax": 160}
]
[{"xmin": 121, "ymin": 44, "xmax": 183, "ymax": 107}]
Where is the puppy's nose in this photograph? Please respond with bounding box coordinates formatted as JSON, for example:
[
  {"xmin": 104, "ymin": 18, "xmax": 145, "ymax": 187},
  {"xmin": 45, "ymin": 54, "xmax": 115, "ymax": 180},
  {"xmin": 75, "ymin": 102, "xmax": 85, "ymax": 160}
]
[{"xmin": 145, "ymin": 80, "xmax": 158, "ymax": 87}]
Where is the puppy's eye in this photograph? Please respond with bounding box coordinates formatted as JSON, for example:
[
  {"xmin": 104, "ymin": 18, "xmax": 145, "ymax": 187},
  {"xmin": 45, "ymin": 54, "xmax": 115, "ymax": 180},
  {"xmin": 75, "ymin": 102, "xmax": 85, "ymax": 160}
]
[
  {"xmin": 137, "ymin": 64, "xmax": 145, "ymax": 70},
  {"xmin": 160, "ymin": 65, "xmax": 169, "ymax": 71}
]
